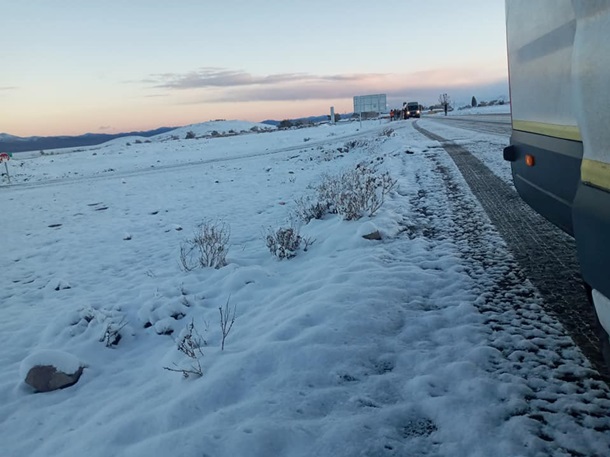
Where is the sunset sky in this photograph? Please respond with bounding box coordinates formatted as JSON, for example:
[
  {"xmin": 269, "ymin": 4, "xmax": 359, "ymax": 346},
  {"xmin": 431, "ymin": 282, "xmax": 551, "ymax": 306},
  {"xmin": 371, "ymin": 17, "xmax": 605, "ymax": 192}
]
[{"xmin": 1, "ymin": 0, "xmax": 508, "ymax": 137}]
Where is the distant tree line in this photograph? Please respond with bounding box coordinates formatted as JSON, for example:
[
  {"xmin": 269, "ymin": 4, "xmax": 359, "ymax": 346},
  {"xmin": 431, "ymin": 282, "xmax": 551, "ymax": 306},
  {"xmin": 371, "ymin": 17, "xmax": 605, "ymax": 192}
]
[{"xmin": 277, "ymin": 113, "xmax": 341, "ymax": 130}]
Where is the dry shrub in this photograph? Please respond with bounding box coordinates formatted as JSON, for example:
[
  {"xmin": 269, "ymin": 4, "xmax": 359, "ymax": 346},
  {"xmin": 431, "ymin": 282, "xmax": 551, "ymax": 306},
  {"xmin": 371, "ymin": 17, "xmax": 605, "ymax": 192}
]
[
  {"xmin": 180, "ymin": 220, "xmax": 230, "ymax": 271},
  {"xmin": 304, "ymin": 164, "xmax": 397, "ymax": 221}
]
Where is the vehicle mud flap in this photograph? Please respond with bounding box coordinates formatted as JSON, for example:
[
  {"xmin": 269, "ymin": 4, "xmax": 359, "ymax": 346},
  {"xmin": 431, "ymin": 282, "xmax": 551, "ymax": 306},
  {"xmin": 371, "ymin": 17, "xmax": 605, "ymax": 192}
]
[{"xmin": 585, "ymin": 284, "xmax": 610, "ymax": 370}]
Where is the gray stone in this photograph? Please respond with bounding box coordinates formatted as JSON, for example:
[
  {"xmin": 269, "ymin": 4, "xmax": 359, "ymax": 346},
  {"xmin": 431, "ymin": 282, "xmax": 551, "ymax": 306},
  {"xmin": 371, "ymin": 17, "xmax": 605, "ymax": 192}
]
[
  {"xmin": 362, "ymin": 230, "xmax": 382, "ymax": 240},
  {"xmin": 25, "ymin": 365, "xmax": 84, "ymax": 393}
]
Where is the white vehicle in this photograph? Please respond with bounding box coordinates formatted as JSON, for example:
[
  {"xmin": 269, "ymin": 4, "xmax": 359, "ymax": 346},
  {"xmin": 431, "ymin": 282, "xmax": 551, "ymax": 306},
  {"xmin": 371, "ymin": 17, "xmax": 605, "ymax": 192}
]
[{"xmin": 504, "ymin": 0, "xmax": 610, "ymax": 364}]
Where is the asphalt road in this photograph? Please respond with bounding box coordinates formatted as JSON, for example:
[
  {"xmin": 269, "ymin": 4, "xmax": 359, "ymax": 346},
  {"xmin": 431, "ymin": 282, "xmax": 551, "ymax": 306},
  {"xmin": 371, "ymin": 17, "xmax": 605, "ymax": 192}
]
[{"xmin": 423, "ymin": 113, "xmax": 512, "ymax": 136}]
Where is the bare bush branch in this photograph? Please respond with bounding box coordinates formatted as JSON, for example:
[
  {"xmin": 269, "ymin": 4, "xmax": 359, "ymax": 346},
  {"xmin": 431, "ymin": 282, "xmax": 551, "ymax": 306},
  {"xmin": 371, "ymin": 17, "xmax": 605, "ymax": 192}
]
[
  {"xmin": 100, "ymin": 318, "xmax": 128, "ymax": 348},
  {"xmin": 293, "ymin": 196, "xmax": 328, "ymax": 224},
  {"xmin": 163, "ymin": 319, "xmax": 205, "ymax": 378},
  {"xmin": 367, "ymin": 170, "xmax": 398, "ymax": 217},
  {"xmin": 179, "ymin": 243, "xmax": 198, "ymax": 271},
  {"xmin": 302, "ymin": 236, "xmax": 316, "ymax": 252},
  {"xmin": 380, "ymin": 127, "xmax": 394, "ymax": 137},
  {"xmin": 219, "ymin": 297, "xmax": 237, "ymax": 351}
]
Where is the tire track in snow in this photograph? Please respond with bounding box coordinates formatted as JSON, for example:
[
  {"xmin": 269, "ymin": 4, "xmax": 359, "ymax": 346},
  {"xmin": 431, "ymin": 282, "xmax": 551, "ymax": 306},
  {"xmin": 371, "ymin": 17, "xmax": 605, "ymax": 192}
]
[
  {"xmin": 414, "ymin": 122, "xmax": 606, "ymax": 376},
  {"xmin": 412, "ymin": 122, "xmax": 610, "ymax": 456}
]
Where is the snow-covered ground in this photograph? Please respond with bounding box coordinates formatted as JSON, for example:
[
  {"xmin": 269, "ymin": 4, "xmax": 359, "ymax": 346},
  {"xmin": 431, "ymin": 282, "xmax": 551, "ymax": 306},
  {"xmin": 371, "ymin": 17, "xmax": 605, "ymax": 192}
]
[
  {"xmin": 416, "ymin": 118, "xmax": 514, "ymax": 184},
  {"xmin": 1, "ymin": 117, "xmax": 609, "ymax": 457},
  {"xmin": 443, "ymin": 103, "xmax": 511, "ymax": 116}
]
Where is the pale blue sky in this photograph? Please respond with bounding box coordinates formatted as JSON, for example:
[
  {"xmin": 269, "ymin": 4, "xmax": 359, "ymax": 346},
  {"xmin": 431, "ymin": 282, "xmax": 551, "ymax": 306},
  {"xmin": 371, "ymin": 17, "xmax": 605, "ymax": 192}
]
[{"xmin": 1, "ymin": 0, "xmax": 507, "ymax": 136}]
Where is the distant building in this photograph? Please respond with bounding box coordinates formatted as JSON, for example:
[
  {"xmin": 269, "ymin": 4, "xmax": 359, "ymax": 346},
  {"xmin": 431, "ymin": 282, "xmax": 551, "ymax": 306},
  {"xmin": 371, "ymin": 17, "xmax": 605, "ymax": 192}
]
[{"xmin": 353, "ymin": 94, "xmax": 387, "ymax": 117}]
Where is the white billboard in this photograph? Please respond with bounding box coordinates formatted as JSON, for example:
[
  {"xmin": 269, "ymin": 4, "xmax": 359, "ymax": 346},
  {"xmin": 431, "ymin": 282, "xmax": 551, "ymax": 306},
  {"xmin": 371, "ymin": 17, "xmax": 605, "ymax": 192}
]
[{"xmin": 353, "ymin": 94, "xmax": 387, "ymax": 114}]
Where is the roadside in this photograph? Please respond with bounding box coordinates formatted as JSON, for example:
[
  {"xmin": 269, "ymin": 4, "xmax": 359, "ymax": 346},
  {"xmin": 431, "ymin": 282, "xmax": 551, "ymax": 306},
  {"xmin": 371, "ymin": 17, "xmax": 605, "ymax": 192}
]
[
  {"xmin": 413, "ymin": 120, "xmax": 609, "ymax": 380},
  {"xmin": 1, "ymin": 118, "xmax": 610, "ymax": 456},
  {"xmin": 401, "ymin": 121, "xmax": 610, "ymax": 455}
]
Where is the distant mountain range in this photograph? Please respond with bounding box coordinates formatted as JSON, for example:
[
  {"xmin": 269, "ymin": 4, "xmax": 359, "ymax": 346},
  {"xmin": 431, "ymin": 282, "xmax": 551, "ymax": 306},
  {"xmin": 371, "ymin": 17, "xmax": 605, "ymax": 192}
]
[{"xmin": 0, "ymin": 127, "xmax": 174, "ymax": 153}]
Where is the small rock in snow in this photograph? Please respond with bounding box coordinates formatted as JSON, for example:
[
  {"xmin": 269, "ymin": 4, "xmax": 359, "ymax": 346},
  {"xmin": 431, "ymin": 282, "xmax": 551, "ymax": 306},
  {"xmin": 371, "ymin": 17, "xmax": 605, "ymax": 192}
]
[
  {"xmin": 21, "ymin": 350, "xmax": 84, "ymax": 393},
  {"xmin": 358, "ymin": 221, "xmax": 382, "ymax": 240},
  {"xmin": 362, "ymin": 230, "xmax": 382, "ymax": 240}
]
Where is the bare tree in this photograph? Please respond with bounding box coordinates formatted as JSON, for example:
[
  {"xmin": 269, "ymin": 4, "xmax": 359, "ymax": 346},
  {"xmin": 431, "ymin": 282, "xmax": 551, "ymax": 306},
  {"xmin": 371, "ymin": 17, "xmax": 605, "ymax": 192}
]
[{"xmin": 439, "ymin": 93, "xmax": 451, "ymax": 116}]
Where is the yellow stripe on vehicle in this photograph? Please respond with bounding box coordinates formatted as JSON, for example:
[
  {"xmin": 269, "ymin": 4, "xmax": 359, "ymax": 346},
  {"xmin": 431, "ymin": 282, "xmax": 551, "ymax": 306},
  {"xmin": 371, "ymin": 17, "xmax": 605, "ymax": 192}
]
[
  {"xmin": 582, "ymin": 159, "xmax": 610, "ymax": 191},
  {"xmin": 512, "ymin": 120, "xmax": 582, "ymax": 141}
]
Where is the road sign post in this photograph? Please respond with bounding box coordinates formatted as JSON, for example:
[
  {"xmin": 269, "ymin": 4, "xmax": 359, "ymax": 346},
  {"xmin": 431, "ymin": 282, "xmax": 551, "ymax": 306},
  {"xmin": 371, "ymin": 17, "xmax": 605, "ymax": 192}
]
[{"xmin": 0, "ymin": 152, "xmax": 11, "ymax": 183}]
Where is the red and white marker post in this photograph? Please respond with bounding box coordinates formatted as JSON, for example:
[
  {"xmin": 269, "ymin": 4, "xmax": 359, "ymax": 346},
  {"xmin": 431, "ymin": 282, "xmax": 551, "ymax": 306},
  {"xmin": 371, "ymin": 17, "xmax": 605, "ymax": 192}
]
[{"xmin": 0, "ymin": 152, "xmax": 12, "ymax": 183}]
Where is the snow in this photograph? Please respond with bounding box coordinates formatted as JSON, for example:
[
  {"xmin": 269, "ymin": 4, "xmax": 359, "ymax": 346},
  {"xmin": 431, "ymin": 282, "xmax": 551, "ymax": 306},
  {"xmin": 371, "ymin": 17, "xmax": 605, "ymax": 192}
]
[
  {"xmin": 446, "ymin": 103, "xmax": 511, "ymax": 116},
  {"xmin": 1, "ymin": 117, "xmax": 609, "ymax": 457},
  {"xmin": 19, "ymin": 350, "xmax": 82, "ymax": 379},
  {"xmin": 152, "ymin": 120, "xmax": 276, "ymax": 141},
  {"xmin": 416, "ymin": 118, "xmax": 513, "ymax": 184},
  {"xmin": 426, "ymin": 103, "xmax": 510, "ymax": 118}
]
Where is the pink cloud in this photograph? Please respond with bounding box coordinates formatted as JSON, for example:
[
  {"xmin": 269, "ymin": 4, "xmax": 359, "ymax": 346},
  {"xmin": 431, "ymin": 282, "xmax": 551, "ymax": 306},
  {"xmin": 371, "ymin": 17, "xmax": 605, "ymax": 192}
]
[{"xmin": 145, "ymin": 67, "xmax": 507, "ymax": 105}]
